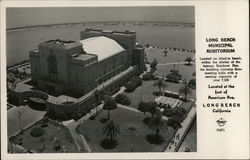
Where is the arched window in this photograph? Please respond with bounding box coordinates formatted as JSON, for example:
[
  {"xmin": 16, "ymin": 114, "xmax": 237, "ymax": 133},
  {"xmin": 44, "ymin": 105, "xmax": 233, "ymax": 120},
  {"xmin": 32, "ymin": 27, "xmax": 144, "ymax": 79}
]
[{"xmin": 48, "ymin": 54, "xmax": 57, "ymax": 74}]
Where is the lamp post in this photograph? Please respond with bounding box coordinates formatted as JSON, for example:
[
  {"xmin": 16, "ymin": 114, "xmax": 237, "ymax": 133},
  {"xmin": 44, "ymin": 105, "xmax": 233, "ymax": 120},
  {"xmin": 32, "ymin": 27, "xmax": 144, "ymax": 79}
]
[
  {"xmin": 17, "ymin": 111, "xmax": 22, "ymax": 134},
  {"xmin": 9, "ymin": 139, "xmax": 13, "ymax": 153},
  {"xmin": 140, "ymin": 83, "xmax": 143, "ymax": 102},
  {"xmin": 77, "ymin": 99, "xmax": 80, "ymax": 113}
]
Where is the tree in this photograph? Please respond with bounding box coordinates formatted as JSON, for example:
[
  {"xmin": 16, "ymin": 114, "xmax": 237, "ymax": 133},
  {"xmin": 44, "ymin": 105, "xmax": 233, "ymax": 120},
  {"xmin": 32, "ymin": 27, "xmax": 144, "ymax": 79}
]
[
  {"xmin": 167, "ymin": 118, "xmax": 182, "ymax": 129},
  {"xmin": 192, "ymin": 71, "xmax": 196, "ymax": 77},
  {"xmin": 148, "ymin": 102, "xmax": 159, "ymax": 117},
  {"xmin": 185, "ymin": 57, "xmax": 193, "ymax": 65},
  {"xmin": 102, "ymin": 119, "xmax": 120, "ymax": 143},
  {"xmin": 124, "ymin": 76, "xmax": 142, "ymax": 92},
  {"xmin": 94, "ymin": 89, "xmax": 100, "ymax": 106},
  {"xmin": 53, "ymin": 138, "xmax": 61, "ymax": 151},
  {"xmin": 93, "ymin": 89, "xmax": 101, "ymax": 115},
  {"xmin": 148, "ymin": 112, "xmax": 164, "ymax": 138},
  {"xmin": 103, "ymin": 96, "xmax": 117, "ymax": 120},
  {"xmin": 163, "ymin": 50, "xmax": 168, "ymax": 57},
  {"xmin": 179, "ymin": 85, "xmax": 192, "ymax": 101},
  {"xmin": 188, "ymin": 78, "xmax": 196, "ymax": 89},
  {"xmin": 166, "ymin": 71, "xmax": 182, "ymax": 83},
  {"xmin": 150, "ymin": 58, "xmax": 158, "ymax": 72},
  {"xmin": 153, "ymin": 78, "xmax": 167, "ymax": 95},
  {"xmin": 114, "ymin": 93, "xmax": 131, "ymax": 105},
  {"xmin": 39, "ymin": 138, "xmax": 46, "ymax": 152},
  {"xmin": 102, "ymin": 91, "xmax": 112, "ymax": 101},
  {"xmin": 138, "ymin": 101, "xmax": 151, "ymax": 114}
]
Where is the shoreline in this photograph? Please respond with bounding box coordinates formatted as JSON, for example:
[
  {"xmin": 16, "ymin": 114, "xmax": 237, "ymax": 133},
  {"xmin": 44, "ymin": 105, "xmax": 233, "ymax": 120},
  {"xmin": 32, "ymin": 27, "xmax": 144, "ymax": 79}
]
[{"xmin": 7, "ymin": 21, "xmax": 195, "ymax": 33}]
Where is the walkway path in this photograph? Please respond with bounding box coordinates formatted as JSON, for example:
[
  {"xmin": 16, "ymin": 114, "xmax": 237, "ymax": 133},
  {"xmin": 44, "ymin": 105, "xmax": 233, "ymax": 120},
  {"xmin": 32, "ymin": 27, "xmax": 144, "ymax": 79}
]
[
  {"xmin": 117, "ymin": 103, "xmax": 169, "ymax": 121},
  {"xmin": 158, "ymin": 61, "xmax": 195, "ymax": 66},
  {"xmin": 164, "ymin": 105, "xmax": 196, "ymax": 152}
]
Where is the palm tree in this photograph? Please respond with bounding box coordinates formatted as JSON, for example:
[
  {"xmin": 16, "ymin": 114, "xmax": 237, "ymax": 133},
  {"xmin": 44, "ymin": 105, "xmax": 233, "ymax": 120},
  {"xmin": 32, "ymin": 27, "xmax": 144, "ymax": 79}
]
[
  {"xmin": 179, "ymin": 84, "xmax": 192, "ymax": 101},
  {"xmin": 148, "ymin": 102, "xmax": 159, "ymax": 117},
  {"xmin": 153, "ymin": 78, "xmax": 167, "ymax": 95},
  {"xmin": 94, "ymin": 89, "xmax": 100, "ymax": 114},
  {"xmin": 103, "ymin": 96, "xmax": 117, "ymax": 120},
  {"xmin": 102, "ymin": 120, "xmax": 120, "ymax": 143},
  {"xmin": 94, "ymin": 89, "xmax": 100, "ymax": 106},
  {"xmin": 148, "ymin": 113, "xmax": 164, "ymax": 138}
]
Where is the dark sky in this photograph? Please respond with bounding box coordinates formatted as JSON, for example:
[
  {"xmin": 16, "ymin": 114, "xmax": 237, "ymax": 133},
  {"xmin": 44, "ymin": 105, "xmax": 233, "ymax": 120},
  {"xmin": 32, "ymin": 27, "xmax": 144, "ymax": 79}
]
[{"xmin": 7, "ymin": 6, "xmax": 194, "ymax": 28}]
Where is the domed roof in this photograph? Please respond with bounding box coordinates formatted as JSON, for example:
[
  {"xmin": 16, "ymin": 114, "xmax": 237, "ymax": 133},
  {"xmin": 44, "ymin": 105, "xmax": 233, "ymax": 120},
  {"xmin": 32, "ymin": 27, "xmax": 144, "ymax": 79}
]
[{"xmin": 80, "ymin": 36, "xmax": 125, "ymax": 61}]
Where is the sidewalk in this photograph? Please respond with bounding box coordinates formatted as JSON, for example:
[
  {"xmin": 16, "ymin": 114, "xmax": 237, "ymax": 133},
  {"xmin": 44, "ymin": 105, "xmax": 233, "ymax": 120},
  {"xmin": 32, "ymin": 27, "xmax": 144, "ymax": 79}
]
[
  {"xmin": 117, "ymin": 103, "xmax": 169, "ymax": 121},
  {"xmin": 164, "ymin": 106, "xmax": 196, "ymax": 152}
]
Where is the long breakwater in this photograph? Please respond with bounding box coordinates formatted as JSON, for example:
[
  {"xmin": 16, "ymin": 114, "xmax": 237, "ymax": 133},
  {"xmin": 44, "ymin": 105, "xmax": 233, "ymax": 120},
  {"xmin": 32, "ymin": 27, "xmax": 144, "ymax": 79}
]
[{"xmin": 7, "ymin": 21, "xmax": 195, "ymax": 33}]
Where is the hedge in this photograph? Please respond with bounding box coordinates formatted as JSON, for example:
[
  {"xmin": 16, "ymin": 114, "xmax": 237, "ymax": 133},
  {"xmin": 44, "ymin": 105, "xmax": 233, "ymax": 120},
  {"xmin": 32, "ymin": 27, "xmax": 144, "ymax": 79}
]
[
  {"xmin": 114, "ymin": 93, "xmax": 131, "ymax": 105},
  {"xmin": 30, "ymin": 127, "xmax": 45, "ymax": 137},
  {"xmin": 142, "ymin": 72, "xmax": 158, "ymax": 81},
  {"xmin": 125, "ymin": 76, "xmax": 142, "ymax": 92},
  {"xmin": 167, "ymin": 118, "xmax": 182, "ymax": 129},
  {"xmin": 188, "ymin": 78, "xmax": 196, "ymax": 89}
]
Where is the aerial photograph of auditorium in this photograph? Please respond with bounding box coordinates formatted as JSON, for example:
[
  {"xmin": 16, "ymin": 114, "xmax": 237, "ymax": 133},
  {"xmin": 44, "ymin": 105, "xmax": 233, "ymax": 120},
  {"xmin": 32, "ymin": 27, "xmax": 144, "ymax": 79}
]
[{"xmin": 5, "ymin": 6, "xmax": 196, "ymax": 153}]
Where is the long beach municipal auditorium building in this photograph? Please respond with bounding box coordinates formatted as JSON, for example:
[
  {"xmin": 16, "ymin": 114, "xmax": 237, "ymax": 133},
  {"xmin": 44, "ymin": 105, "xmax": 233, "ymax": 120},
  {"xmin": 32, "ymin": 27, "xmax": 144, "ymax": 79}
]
[{"xmin": 12, "ymin": 28, "xmax": 145, "ymax": 116}]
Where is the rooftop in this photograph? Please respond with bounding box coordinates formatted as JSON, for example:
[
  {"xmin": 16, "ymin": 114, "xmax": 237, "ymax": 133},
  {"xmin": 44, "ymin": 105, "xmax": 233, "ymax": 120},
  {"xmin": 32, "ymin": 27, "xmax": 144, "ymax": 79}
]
[
  {"xmin": 40, "ymin": 39, "xmax": 82, "ymax": 50},
  {"xmin": 155, "ymin": 96, "xmax": 181, "ymax": 108},
  {"xmin": 45, "ymin": 39, "xmax": 76, "ymax": 46},
  {"xmin": 72, "ymin": 53, "xmax": 96, "ymax": 61},
  {"xmin": 80, "ymin": 36, "xmax": 125, "ymax": 61}
]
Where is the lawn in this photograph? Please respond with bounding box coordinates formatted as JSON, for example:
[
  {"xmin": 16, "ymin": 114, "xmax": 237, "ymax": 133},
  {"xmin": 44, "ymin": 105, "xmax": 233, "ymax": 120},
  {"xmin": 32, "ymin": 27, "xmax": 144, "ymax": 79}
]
[
  {"xmin": 144, "ymin": 47, "xmax": 196, "ymax": 101},
  {"xmin": 155, "ymin": 64, "xmax": 195, "ymax": 81},
  {"xmin": 178, "ymin": 100, "xmax": 195, "ymax": 112},
  {"xmin": 146, "ymin": 48, "xmax": 195, "ymax": 64},
  {"xmin": 123, "ymin": 78, "xmax": 195, "ymax": 110},
  {"xmin": 164, "ymin": 82, "xmax": 196, "ymax": 100},
  {"xmin": 124, "ymin": 80, "xmax": 157, "ymax": 109},
  {"xmin": 76, "ymin": 107, "xmax": 175, "ymax": 152},
  {"xmin": 8, "ymin": 105, "xmax": 45, "ymax": 136},
  {"xmin": 10, "ymin": 119, "xmax": 78, "ymax": 153}
]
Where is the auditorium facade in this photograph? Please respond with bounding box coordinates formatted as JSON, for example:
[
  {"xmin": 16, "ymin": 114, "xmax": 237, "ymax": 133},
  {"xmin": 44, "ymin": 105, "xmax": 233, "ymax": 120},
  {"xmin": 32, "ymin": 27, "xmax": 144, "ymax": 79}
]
[
  {"xmin": 11, "ymin": 28, "xmax": 145, "ymax": 117},
  {"xmin": 30, "ymin": 28, "xmax": 144, "ymax": 95}
]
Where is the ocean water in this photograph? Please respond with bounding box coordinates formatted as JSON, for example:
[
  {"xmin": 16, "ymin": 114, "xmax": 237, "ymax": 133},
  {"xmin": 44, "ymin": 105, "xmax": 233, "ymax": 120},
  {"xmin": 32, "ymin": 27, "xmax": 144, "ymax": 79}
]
[
  {"xmin": 6, "ymin": 24, "xmax": 195, "ymax": 66},
  {"xmin": 7, "ymin": 7, "xmax": 195, "ymax": 29}
]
